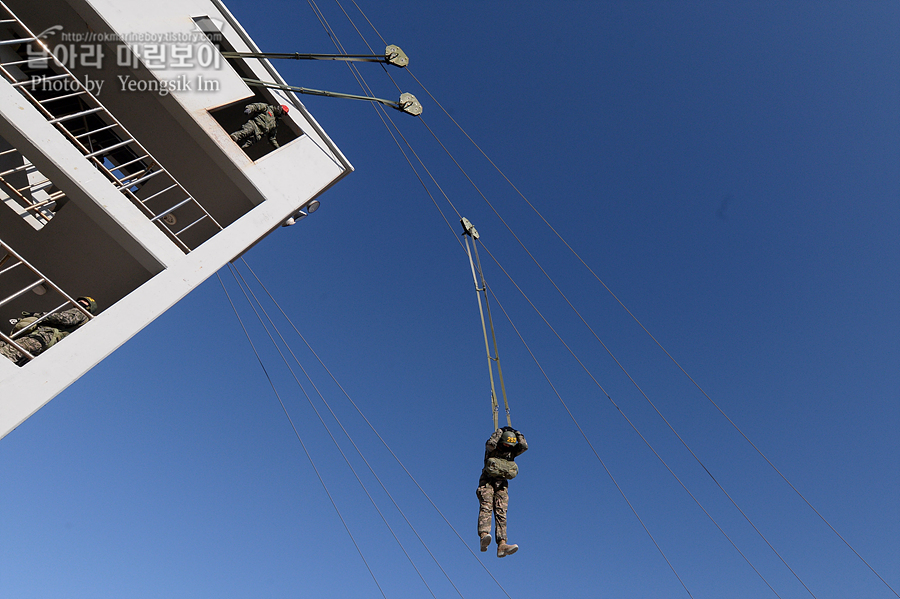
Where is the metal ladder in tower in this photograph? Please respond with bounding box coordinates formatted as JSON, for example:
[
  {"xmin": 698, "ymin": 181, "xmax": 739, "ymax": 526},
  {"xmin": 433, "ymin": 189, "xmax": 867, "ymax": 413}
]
[{"xmin": 0, "ymin": 1, "xmax": 223, "ymax": 252}]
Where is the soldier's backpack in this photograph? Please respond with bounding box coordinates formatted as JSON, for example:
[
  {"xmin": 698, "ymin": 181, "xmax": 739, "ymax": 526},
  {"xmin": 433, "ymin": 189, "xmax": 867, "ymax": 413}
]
[
  {"xmin": 483, "ymin": 457, "xmax": 518, "ymax": 480},
  {"xmin": 10, "ymin": 314, "xmax": 40, "ymax": 335}
]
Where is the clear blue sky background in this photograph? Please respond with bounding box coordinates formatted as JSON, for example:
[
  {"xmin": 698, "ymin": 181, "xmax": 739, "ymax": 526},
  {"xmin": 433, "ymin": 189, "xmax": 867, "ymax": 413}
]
[{"xmin": 2, "ymin": 1, "xmax": 898, "ymax": 598}]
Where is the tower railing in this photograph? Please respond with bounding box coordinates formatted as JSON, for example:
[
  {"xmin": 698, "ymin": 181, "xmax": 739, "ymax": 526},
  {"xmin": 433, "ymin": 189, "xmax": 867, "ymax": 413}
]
[
  {"xmin": 0, "ymin": 1, "xmax": 223, "ymax": 251},
  {"xmin": 0, "ymin": 237, "xmax": 93, "ymax": 365},
  {"xmin": 0, "ymin": 146, "xmax": 64, "ymax": 228}
]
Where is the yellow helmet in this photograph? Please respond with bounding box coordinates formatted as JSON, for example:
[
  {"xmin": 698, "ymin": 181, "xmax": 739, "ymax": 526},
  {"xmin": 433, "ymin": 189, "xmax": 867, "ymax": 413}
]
[{"xmin": 77, "ymin": 296, "xmax": 97, "ymax": 313}]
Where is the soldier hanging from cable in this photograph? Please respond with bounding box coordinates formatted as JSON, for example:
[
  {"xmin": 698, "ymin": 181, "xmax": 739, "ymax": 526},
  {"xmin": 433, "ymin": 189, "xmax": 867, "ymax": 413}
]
[
  {"xmin": 477, "ymin": 426, "xmax": 528, "ymax": 558},
  {"xmin": 229, "ymin": 103, "xmax": 289, "ymax": 149},
  {"xmin": 0, "ymin": 297, "xmax": 97, "ymax": 366}
]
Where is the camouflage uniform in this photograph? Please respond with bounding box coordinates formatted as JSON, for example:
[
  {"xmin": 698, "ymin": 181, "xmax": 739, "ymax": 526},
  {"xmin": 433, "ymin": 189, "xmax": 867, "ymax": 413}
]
[
  {"xmin": 230, "ymin": 103, "xmax": 285, "ymax": 149},
  {"xmin": 0, "ymin": 306, "xmax": 91, "ymax": 365},
  {"xmin": 477, "ymin": 427, "xmax": 528, "ymax": 543}
]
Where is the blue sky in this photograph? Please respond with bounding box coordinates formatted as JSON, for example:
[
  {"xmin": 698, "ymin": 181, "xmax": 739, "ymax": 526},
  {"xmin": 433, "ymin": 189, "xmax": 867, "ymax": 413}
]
[{"xmin": 2, "ymin": 1, "xmax": 898, "ymax": 598}]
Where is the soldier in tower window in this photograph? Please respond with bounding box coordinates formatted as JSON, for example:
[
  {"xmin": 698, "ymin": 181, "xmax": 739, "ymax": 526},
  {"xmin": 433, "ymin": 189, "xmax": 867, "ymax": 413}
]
[
  {"xmin": 229, "ymin": 103, "xmax": 290, "ymax": 149},
  {"xmin": 0, "ymin": 297, "xmax": 96, "ymax": 366}
]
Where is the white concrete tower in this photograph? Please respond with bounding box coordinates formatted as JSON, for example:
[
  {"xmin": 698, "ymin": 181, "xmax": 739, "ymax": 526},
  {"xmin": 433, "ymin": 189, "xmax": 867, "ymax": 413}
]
[{"xmin": 0, "ymin": 0, "xmax": 351, "ymax": 438}]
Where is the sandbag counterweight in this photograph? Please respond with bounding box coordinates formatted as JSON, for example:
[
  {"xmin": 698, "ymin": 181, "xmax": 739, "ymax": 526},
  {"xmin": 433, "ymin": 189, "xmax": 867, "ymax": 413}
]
[{"xmin": 461, "ymin": 217, "xmax": 511, "ymax": 431}]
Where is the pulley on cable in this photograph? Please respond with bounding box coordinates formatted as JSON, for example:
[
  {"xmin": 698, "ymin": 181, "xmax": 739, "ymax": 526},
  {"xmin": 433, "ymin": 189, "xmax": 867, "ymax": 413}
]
[
  {"xmin": 223, "ymin": 45, "xmax": 422, "ymax": 116},
  {"xmin": 460, "ymin": 217, "xmax": 512, "ymax": 431}
]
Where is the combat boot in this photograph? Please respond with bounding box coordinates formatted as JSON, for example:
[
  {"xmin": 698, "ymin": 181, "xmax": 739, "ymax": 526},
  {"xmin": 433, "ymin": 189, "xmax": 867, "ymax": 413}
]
[
  {"xmin": 480, "ymin": 534, "xmax": 492, "ymax": 552},
  {"xmin": 497, "ymin": 542, "xmax": 518, "ymax": 558}
]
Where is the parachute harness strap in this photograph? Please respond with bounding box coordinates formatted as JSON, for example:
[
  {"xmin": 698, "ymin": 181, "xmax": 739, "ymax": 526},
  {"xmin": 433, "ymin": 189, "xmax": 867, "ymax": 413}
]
[{"xmin": 461, "ymin": 217, "xmax": 512, "ymax": 430}]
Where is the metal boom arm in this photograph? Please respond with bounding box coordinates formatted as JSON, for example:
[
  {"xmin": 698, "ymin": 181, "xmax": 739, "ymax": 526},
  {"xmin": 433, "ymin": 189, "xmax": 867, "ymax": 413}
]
[
  {"xmin": 223, "ymin": 44, "xmax": 409, "ymax": 67},
  {"xmin": 242, "ymin": 78, "xmax": 422, "ymax": 116}
]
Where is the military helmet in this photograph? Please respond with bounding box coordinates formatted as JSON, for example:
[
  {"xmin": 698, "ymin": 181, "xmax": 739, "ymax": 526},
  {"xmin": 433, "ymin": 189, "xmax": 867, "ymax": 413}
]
[
  {"xmin": 77, "ymin": 296, "xmax": 97, "ymax": 314},
  {"xmin": 501, "ymin": 430, "xmax": 518, "ymax": 446}
]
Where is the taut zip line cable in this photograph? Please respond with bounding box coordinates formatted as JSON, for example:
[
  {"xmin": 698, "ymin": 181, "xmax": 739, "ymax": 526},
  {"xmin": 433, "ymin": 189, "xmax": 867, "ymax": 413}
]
[
  {"xmin": 403, "ymin": 51, "xmax": 900, "ymax": 599},
  {"xmin": 235, "ymin": 258, "xmax": 515, "ymax": 599},
  {"xmin": 466, "ymin": 279, "xmax": 698, "ymax": 599},
  {"xmin": 475, "ymin": 237, "xmax": 821, "ymax": 597},
  {"xmin": 414, "ymin": 100, "xmax": 898, "ymax": 597},
  {"xmin": 243, "ymin": 7, "xmax": 516, "ymax": 595},
  {"xmin": 470, "ymin": 228, "xmax": 819, "ymax": 596},
  {"xmin": 249, "ymin": 5, "xmax": 789, "ymax": 597},
  {"xmin": 304, "ymin": 0, "xmax": 464, "ymax": 250},
  {"xmin": 302, "ymin": 5, "xmax": 832, "ymax": 597},
  {"xmin": 336, "ymin": 6, "xmax": 898, "ymax": 596},
  {"xmin": 255, "ymin": 3, "xmax": 896, "ymax": 597},
  {"xmin": 480, "ymin": 250, "xmax": 789, "ymax": 599},
  {"xmin": 347, "ymin": 119, "xmax": 699, "ymax": 592},
  {"xmin": 303, "ymin": 7, "xmax": 694, "ymax": 592},
  {"xmin": 215, "ymin": 270, "xmax": 388, "ymax": 599},
  {"xmin": 322, "ymin": 41, "xmax": 771, "ymax": 595},
  {"xmin": 226, "ymin": 263, "xmax": 443, "ymax": 599},
  {"xmin": 317, "ymin": 9, "xmax": 818, "ymax": 587}
]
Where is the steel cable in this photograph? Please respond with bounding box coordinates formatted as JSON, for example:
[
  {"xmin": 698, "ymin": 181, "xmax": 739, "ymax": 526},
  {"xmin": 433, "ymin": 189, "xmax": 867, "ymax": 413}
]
[
  {"xmin": 399, "ymin": 38, "xmax": 898, "ymax": 599},
  {"xmin": 482, "ymin": 258, "xmax": 785, "ymax": 599},
  {"xmin": 239, "ymin": 258, "xmax": 515, "ymax": 598},
  {"xmin": 217, "ymin": 270, "xmax": 388, "ymax": 599},
  {"xmin": 228, "ymin": 263, "xmax": 442, "ymax": 599},
  {"xmin": 334, "ymin": 7, "xmax": 896, "ymax": 597},
  {"xmin": 299, "ymin": 3, "xmax": 890, "ymax": 598}
]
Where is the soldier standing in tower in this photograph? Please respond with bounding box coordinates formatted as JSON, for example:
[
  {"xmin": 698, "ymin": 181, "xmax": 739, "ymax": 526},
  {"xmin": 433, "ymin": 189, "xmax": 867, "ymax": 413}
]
[
  {"xmin": 0, "ymin": 297, "xmax": 96, "ymax": 365},
  {"xmin": 229, "ymin": 103, "xmax": 289, "ymax": 149}
]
